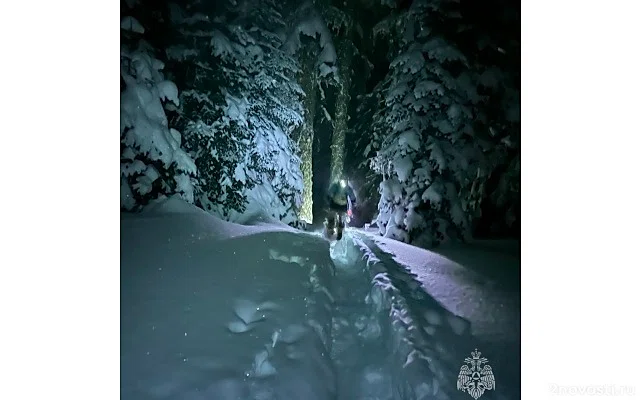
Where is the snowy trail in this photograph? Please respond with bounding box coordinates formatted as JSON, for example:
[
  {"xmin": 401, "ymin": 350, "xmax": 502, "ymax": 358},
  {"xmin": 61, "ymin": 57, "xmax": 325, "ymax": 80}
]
[
  {"xmin": 121, "ymin": 200, "xmax": 519, "ymax": 400},
  {"xmin": 328, "ymin": 252, "xmax": 394, "ymax": 399},
  {"xmin": 350, "ymin": 229, "xmax": 520, "ymax": 400},
  {"xmin": 331, "ymin": 232, "xmax": 474, "ymax": 400}
]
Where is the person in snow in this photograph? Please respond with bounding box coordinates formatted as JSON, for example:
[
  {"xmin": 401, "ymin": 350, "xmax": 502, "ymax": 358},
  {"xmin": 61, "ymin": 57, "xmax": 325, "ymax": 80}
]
[{"xmin": 324, "ymin": 178, "xmax": 357, "ymax": 240}]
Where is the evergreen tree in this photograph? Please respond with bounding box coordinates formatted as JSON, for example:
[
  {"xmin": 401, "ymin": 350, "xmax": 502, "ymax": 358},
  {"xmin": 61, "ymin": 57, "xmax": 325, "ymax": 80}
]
[
  {"xmin": 163, "ymin": 0, "xmax": 306, "ymax": 223},
  {"xmin": 120, "ymin": 12, "xmax": 197, "ymax": 211},
  {"xmin": 366, "ymin": 0, "xmax": 483, "ymax": 246}
]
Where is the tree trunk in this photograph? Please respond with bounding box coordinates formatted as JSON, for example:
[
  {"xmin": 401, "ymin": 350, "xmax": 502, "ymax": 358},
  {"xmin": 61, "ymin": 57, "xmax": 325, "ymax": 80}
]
[
  {"xmin": 330, "ymin": 39, "xmax": 353, "ymax": 184},
  {"xmin": 298, "ymin": 51, "xmax": 318, "ymax": 224}
]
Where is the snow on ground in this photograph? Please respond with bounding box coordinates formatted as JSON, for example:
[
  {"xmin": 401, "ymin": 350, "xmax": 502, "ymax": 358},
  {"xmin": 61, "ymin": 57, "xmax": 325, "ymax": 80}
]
[
  {"xmin": 121, "ymin": 197, "xmax": 519, "ymax": 400},
  {"xmin": 354, "ymin": 227, "xmax": 521, "ymax": 399},
  {"xmin": 356, "ymin": 229, "xmax": 520, "ymax": 338},
  {"xmin": 122, "ymin": 197, "xmax": 336, "ymax": 399}
]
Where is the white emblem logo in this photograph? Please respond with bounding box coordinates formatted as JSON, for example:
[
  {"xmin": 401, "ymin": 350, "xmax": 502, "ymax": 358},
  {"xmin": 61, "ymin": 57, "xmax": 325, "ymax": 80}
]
[{"xmin": 457, "ymin": 349, "xmax": 496, "ymax": 399}]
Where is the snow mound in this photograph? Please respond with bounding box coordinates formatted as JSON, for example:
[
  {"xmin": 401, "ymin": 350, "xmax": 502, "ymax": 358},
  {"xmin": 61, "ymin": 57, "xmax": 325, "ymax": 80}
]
[
  {"xmin": 328, "ymin": 230, "xmax": 363, "ymax": 269},
  {"xmin": 133, "ymin": 196, "xmax": 301, "ymax": 241},
  {"xmin": 121, "ymin": 201, "xmax": 336, "ymax": 400}
]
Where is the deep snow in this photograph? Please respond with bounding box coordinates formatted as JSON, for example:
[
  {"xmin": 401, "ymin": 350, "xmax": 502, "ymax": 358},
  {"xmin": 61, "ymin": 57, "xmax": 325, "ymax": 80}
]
[
  {"xmin": 121, "ymin": 197, "xmax": 519, "ymax": 400},
  {"xmin": 355, "ymin": 228, "xmax": 521, "ymax": 398}
]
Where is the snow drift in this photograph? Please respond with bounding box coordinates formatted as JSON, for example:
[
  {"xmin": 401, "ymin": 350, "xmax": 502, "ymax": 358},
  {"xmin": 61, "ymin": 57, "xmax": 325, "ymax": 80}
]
[
  {"xmin": 121, "ymin": 197, "xmax": 495, "ymax": 400},
  {"xmin": 121, "ymin": 197, "xmax": 335, "ymax": 399}
]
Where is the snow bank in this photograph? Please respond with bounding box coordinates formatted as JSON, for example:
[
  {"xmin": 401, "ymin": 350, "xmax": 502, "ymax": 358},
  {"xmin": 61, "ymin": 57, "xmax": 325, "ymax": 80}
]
[
  {"xmin": 354, "ymin": 230, "xmax": 521, "ymax": 399},
  {"xmin": 121, "ymin": 198, "xmax": 336, "ymax": 399},
  {"xmin": 362, "ymin": 232, "xmax": 520, "ymax": 338},
  {"xmin": 343, "ymin": 231, "xmax": 472, "ymax": 400}
]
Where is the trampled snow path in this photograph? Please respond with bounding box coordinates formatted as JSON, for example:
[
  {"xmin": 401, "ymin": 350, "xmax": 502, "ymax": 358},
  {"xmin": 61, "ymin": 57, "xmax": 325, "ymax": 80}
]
[
  {"xmin": 350, "ymin": 229, "xmax": 520, "ymax": 400},
  {"xmin": 327, "ymin": 247, "xmax": 394, "ymax": 399},
  {"xmin": 331, "ymin": 232, "xmax": 475, "ymax": 400},
  {"xmin": 121, "ymin": 200, "xmax": 519, "ymax": 400}
]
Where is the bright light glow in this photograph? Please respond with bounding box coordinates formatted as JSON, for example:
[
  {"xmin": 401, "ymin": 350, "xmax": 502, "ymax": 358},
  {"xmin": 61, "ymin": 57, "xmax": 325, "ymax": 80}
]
[{"xmin": 340, "ymin": 179, "xmax": 346, "ymax": 188}]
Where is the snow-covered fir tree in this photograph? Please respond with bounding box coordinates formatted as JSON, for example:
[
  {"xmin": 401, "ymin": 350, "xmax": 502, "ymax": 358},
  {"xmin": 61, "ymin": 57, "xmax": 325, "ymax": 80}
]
[
  {"xmin": 120, "ymin": 13, "xmax": 197, "ymax": 211},
  {"xmin": 163, "ymin": 0, "xmax": 306, "ymax": 224},
  {"xmin": 365, "ymin": 0, "xmax": 484, "ymax": 246}
]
